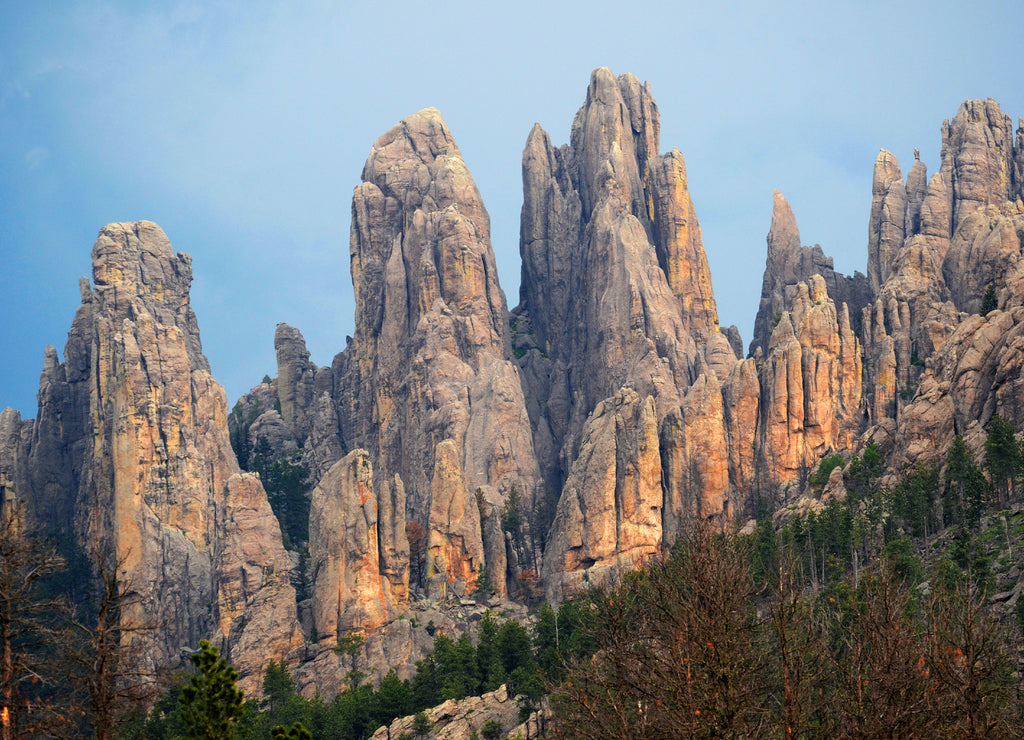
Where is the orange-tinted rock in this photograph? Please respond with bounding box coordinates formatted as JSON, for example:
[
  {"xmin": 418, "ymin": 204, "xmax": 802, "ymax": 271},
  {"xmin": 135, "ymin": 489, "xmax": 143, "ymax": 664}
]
[
  {"xmin": 750, "ymin": 191, "xmax": 870, "ymax": 356},
  {"xmin": 426, "ymin": 439, "xmax": 485, "ymax": 599},
  {"xmin": 337, "ymin": 107, "xmax": 542, "ymax": 600},
  {"xmin": 757, "ymin": 276, "xmax": 863, "ymax": 489},
  {"xmin": 542, "ymin": 389, "xmax": 662, "ymax": 602},
  {"xmin": 309, "ymin": 450, "xmax": 395, "ymax": 643},
  {"xmin": 723, "ymin": 358, "xmax": 760, "ymax": 497},
  {"xmin": 650, "ymin": 148, "xmax": 719, "ymax": 342},
  {"xmin": 2, "ymin": 222, "xmax": 302, "ymax": 694},
  {"xmin": 681, "ymin": 372, "xmax": 732, "ymax": 520},
  {"xmin": 867, "ymin": 149, "xmax": 907, "ymax": 292},
  {"xmin": 518, "ymin": 69, "xmax": 734, "ymax": 589}
]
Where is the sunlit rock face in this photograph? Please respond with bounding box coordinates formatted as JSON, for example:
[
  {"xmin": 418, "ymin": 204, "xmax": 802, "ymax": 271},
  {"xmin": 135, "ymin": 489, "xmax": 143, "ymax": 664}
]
[
  {"xmin": 516, "ymin": 68, "xmax": 747, "ymax": 597},
  {"xmin": 746, "ymin": 99, "xmax": 1024, "ymax": 493},
  {"xmin": 750, "ymin": 190, "xmax": 870, "ymax": 358},
  {"xmin": 755, "ymin": 276, "xmax": 863, "ymax": 491},
  {"xmin": 541, "ymin": 389, "xmax": 663, "ymax": 602},
  {"xmin": 309, "ymin": 449, "xmax": 393, "ymax": 642},
  {"xmin": 0, "ymin": 222, "xmax": 302, "ymax": 693},
  {"xmin": 859, "ymin": 100, "xmax": 1024, "ymax": 440},
  {"xmin": 517, "ymin": 68, "xmax": 721, "ymax": 479},
  {"xmin": 329, "ymin": 107, "xmax": 541, "ymax": 605},
  {"xmin": 9, "ymin": 80, "xmax": 1024, "ymax": 705},
  {"xmin": 867, "ymin": 149, "xmax": 908, "ymax": 295}
]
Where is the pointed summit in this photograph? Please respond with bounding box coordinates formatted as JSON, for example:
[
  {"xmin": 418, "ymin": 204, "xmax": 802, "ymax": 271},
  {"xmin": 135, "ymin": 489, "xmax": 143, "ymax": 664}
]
[
  {"xmin": 517, "ymin": 68, "xmax": 736, "ymax": 599},
  {"xmin": 0, "ymin": 222, "xmax": 304, "ymax": 693},
  {"xmin": 941, "ymin": 98, "xmax": 1015, "ymax": 231},
  {"xmin": 749, "ymin": 192, "xmax": 870, "ymax": 356},
  {"xmin": 767, "ymin": 189, "xmax": 801, "ymax": 259},
  {"xmin": 867, "ymin": 149, "xmax": 906, "ymax": 293},
  {"xmin": 337, "ymin": 107, "xmax": 542, "ymax": 609},
  {"xmin": 351, "ymin": 107, "xmax": 504, "ymax": 360}
]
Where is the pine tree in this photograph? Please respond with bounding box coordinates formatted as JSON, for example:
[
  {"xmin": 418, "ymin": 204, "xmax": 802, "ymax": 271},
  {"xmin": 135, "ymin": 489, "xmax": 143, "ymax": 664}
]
[
  {"xmin": 473, "ymin": 563, "xmax": 493, "ymax": 602},
  {"xmin": 980, "ymin": 284, "xmax": 998, "ymax": 316},
  {"xmin": 945, "ymin": 436, "xmax": 989, "ymax": 528},
  {"xmin": 412, "ymin": 711, "xmax": 431, "ymax": 737},
  {"xmin": 476, "ymin": 613, "xmax": 505, "ymax": 692},
  {"xmin": 371, "ymin": 670, "xmax": 413, "ymax": 727},
  {"xmin": 261, "ymin": 659, "xmax": 296, "ymax": 716},
  {"xmin": 270, "ymin": 722, "xmax": 312, "ymax": 740},
  {"xmin": 984, "ymin": 413, "xmax": 1021, "ymax": 505},
  {"xmin": 501, "ymin": 487, "xmax": 525, "ymax": 550},
  {"xmin": 178, "ymin": 640, "xmax": 245, "ymax": 739}
]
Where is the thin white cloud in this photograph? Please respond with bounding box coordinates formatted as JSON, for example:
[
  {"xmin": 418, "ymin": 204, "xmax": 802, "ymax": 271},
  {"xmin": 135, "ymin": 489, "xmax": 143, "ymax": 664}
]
[{"xmin": 23, "ymin": 146, "xmax": 49, "ymax": 170}]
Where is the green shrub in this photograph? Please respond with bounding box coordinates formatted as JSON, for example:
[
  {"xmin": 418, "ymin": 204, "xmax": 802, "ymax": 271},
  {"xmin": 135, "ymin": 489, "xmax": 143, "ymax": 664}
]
[{"xmin": 809, "ymin": 454, "xmax": 844, "ymax": 487}]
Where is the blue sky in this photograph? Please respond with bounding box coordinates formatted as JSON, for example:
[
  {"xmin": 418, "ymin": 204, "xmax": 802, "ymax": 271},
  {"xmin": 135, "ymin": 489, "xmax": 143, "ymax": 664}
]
[{"xmin": 2, "ymin": 0, "xmax": 1022, "ymax": 417}]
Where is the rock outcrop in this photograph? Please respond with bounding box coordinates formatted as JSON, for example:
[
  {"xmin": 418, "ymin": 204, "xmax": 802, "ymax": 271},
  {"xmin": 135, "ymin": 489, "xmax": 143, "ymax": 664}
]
[
  {"xmin": 517, "ymin": 69, "xmax": 720, "ymax": 464},
  {"xmin": 855, "ymin": 99, "xmax": 1024, "ymax": 473},
  {"xmin": 892, "ymin": 306, "xmax": 1024, "ymax": 466},
  {"xmin": 370, "ymin": 684, "xmax": 547, "ymax": 740},
  {"xmin": 541, "ymin": 389, "xmax": 663, "ymax": 601},
  {"xmin": 756, "ymin": 276, "xmax": 862, "ymax": 491},
  {"xmin": 238, "ymin": 324, "xmax": 344, "ymax": 483},
  {"xmin": 334, "ymin": 108, "xmax": 542, "ymax": 602},
  {"xmin": 0, "ymin": 222, "xmax": 303, "ymax": 693},
  {"xmin": 943, "ymin": 204, "xmax": 1024, "ymax": 314},
  {"xmin": 856, "ymin": 100, "xmax": 1024, "ymax": 440},
  {"xmin": 867, "ymin": 150, "xmax": 908, "ymax": 293},
  {"xmin": 266, "ymin": 107, "xmax": 545, "ymax": 617},
  {"xmin": 516, "ymin": 68, "xmax": 744, "ymax": 597},
  {"xmin": 750, "ymin": 191, "xmax": 871, "ymax": 357},
  {"xmin": 9, "ymin": 76, "xmax": 1024, "ymax": 708},
  {"xmin": 309, "ymin": 449, "xmax": 396, "ymax": 643},
  {"xmin": 274, "ymin": 323, "xmax": 319, "ymax": 441},
  {"xmin": 941, "ymin": 99, "xmax": 1017, "ymax": 233}
]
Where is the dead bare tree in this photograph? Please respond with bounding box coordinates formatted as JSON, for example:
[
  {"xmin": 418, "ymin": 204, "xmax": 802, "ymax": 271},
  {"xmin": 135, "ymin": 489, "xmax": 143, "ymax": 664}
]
[
  {"xmin": 0, "ymin": 501, "xmax": 72, "ymax": 739},
  {"xmin": 64, "ymin": 546, "xmax": 161, "ymax": 740},
  {"xmin": 925, "ymin": 569, "xmax": 1017, "ymax": 738},
  {"xmin": 550, "ymin": 521, "xmax": 769, "ymax": 739}
]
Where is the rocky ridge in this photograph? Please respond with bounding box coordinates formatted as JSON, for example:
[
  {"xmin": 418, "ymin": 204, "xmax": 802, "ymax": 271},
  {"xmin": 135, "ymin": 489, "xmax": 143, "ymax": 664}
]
[
  {"xmin": 750, "ymin": 190, "xmax": 870, "ymax": 357},
  {"xmin": 369, "ymin": 684, "xmax": 547, "ymax": 740},
  {"xmin": 333, "ymin": 108, "xmax": 542, "ymax": 605},
  {"xmin": 0, "ymin": 222, "xmax": 302, "ymax": 693},
  {"xmin": 512, "ymin": 69, "xmax": 749, "ymax": 599},
  {"xmin": 224, "ymin": 80, "xmax": 1024, "ymax": 690},
  {"xmin": 5, "ymin": 73, "xmax": 1024, "ymax": 711}
]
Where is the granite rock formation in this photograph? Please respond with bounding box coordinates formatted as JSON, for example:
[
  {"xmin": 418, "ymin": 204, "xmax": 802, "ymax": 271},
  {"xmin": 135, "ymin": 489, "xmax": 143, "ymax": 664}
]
[
  {"xmin": 516, "ymin": 68, "xmax": 745, "ymax": 597},
  {"xmin": 941, "ymin": 99, "xmax": 1018, "ymax": 233},
  {"xmin": 867, "ymin": 149, "xmax": 908, "ymax": 293},
  {"xmin": 334, "ymin": 108, "xmax": 542, "ymax": 602},
  {"xmin": 370, "ymin": 683, "xmax": 547, "ymax": 740},
  {"xmin": 756, "ymin": 276, "xmax": 862, "ymax": 491},
  {"xmin": 856, "ymin": 100, "xmax": 1024, "ymax": 439},
  {"xmin": 541, "ymin": 389, "xmax": 663, "ymax": 600},
  {"xmin": 8, "ymin": 73, "xmax": 1024, "ymax": 708},
  {"xmin": 745, "ymin": 98, "xmax": 1024, "ymax": 501},
  {"xmin": 750, "ymin": 191, "xmax": 871, "ymax": 357},
  {"xmin": 309, "ymin": 449, "xmax": 395, "ymax": 643},
  {"xmin": 894, "ymin": 303, "xmax": 1024, "ymax": 463},
  {"xmin": 0, "ymin": 222, "xmax": 303, "ymax": 693},
  {"xmin": 516, "ymin": 69, "xmax": 720, "ymax": 474}
]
